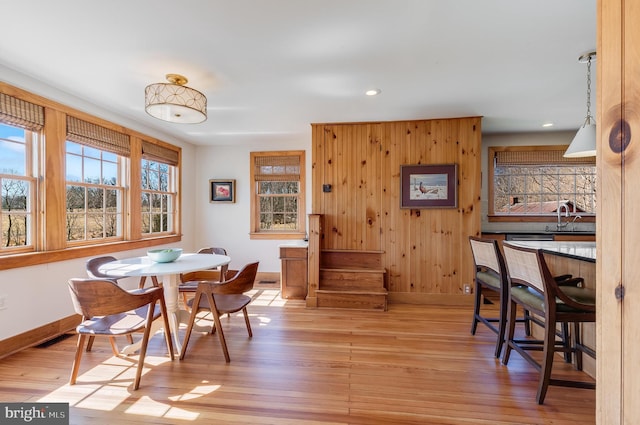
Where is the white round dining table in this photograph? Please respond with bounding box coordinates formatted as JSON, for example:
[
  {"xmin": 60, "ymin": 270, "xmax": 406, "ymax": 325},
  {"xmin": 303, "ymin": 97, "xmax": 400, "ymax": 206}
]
[{"xmin": 98, "ymin": 252, "xmax": 231, "ymax": 354}]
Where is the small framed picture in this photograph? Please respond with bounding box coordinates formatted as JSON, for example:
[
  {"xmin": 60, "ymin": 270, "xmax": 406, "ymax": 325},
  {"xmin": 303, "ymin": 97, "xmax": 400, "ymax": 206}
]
[
  {"xmin": 210, "ymin": 179, "xmax": 235, "ymax": 203},
  {"xmin": 400, "ymin": 164, "xmax": 457, "ymax": 209}
]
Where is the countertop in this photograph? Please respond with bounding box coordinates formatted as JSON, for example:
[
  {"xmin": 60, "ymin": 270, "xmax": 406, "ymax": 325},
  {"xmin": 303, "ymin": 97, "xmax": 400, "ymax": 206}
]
[
  {"xmin": 482, "ymin": 230, "xmax": 595, "ymax": 236},
  {"xmin": 278, "ymin": 241, "xmax": 309, "ymax": 248},
  {"xmin": 504, "ymin": 240, "xmax": 596, "ymax": 263}
]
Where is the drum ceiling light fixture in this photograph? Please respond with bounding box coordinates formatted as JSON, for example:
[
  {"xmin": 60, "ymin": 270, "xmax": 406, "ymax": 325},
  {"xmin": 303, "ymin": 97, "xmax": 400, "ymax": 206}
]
[{"xmin": 144, "ymin": 73, "xmax": 207, "ymax": 124}]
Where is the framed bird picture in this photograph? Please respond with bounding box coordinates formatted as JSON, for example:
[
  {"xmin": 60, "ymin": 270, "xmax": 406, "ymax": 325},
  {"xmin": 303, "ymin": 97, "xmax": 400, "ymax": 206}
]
[{"xmin": 400, "ymin": 164, "xmax": 457, "ymax": 209}]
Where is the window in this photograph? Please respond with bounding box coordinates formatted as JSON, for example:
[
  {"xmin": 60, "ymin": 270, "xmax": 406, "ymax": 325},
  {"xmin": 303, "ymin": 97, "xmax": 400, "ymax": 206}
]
[
  {"xmin": 488, "ymin": 146, "xmax": 596, "ymax": 222},
  {"xmin": 65, "ymin": 117, "xmax": 129, "ymax": 244},
  {"xmin": 141, "ymin": 140, "xmax": 179, "ymax": 236},
  {"xmin": 0, "ymin": 93, "xmax": 43, "ymax": 253},
  {"xmin": 250, "ymin": 151, "xmax": 305, "ymax": 239},
  {"xmin": 65, "ymin": 141, "xmax": 124, "ymax": 242},
  {"xmin": 0, "ymin": 82, "xmax": 183, "ymax": 269},
  {"xmin": 141, "ymin": 159, "xmax": 176, "ymax": 235}
]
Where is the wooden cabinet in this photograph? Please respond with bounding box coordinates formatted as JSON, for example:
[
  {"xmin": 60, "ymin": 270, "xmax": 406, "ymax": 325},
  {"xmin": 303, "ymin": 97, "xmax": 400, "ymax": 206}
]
[
  {"xmin": 279, "ymin": 246, "xmax": 308, "ymax": 299},
  {"xmin": 553, "ymin": 234, "xmax": 595, "ymax": 242}
]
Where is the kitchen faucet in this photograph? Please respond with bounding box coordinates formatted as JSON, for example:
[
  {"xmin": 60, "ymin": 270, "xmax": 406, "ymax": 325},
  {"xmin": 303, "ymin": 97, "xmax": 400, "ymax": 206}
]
[{"xmin": 557, "ymin": 202, "xmax": 570, "ymax": 230}]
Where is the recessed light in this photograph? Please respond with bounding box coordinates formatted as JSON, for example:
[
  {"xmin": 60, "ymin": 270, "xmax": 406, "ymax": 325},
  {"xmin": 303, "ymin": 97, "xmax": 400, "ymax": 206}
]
[
  {"xmin": 365, "ymin": 89, "xmax": 381, "ymax": 96},
  {"xmin": 542, "ymin": 122, "xmax": 554, "ymax": 128}
]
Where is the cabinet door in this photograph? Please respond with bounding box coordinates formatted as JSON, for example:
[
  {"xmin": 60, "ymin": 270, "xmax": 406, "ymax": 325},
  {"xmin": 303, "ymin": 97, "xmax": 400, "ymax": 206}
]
[{"xmin": 280, "ymin": 247, "xmax": 308, "ymax": 299}]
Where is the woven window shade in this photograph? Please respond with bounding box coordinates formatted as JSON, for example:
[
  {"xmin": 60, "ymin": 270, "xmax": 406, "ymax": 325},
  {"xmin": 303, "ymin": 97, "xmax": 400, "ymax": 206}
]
[
  {"xmin": 495, "ymin": 149, "xmax": 595, "ymax": 166},
  {"xmin": 254, "ymin": 155, "xmax": 300, "ymax": 181},
  {"xmin": 141, "ymin": 140, "xmax": 179, "ymax": 166},
  {"xmin": 66, "ymin": 116, "xmax": 130, "ymax": 157},
  {"xmin": 0, "ymin": 93, "xmax": 44, "ymax": 131}
]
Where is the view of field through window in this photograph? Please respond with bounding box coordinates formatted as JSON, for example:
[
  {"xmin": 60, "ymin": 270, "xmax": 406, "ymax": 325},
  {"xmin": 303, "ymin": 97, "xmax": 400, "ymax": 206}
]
[
  {"xmin": 0, "ymin": 123, "xmax": 33, "ymax": 248},
  {"xmin": 258, "ymin": 181, "xmax": 299, "ymax": 230},
  {"xmin": 66, "ymin": 141, "xmax": 123, "ymax": 242}
]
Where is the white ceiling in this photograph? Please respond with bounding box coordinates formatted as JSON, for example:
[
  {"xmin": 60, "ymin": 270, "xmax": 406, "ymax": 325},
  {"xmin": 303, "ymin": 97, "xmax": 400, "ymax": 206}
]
[{"xmin": 0, "ymin": 0, "xmax": 596, "ymax": 146}]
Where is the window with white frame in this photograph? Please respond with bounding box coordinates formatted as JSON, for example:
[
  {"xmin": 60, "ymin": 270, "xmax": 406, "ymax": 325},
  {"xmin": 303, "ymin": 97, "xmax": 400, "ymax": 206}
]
[
  {"xmin": 0, "ymin": 94, "xmax": 43, "ymax": 252},
  {"xmin": 65, "ymin": 117, "xmax": 128, "ymax": 243},
  {"xmin": 141, "ymin": 141, "xmax": 178, "ymax": 235}
]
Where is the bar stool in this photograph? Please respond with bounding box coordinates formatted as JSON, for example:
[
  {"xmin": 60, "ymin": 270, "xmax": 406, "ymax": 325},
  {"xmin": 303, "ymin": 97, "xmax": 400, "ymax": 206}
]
[{"xmin": 501, "ymin": 242, "xmax": 596, "ymax": 404}]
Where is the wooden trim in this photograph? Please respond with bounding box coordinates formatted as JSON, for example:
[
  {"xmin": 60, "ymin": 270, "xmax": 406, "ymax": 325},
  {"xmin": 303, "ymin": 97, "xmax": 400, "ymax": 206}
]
[
  {"xmin": 0, "ymin": 235, "xmax": 182, "ymax": 271},
  {"xmin": 310, "ymin": 115, "xmax": 483, "ymax": 127},
  {"xmin": 597, "ymin": 0, "xmax": 625, "ymax": 422},
  {"xmin": 43, "ymin": 107, "xmax": 67, "ymax": 250},
  {"xmin": 0, "ymin": 314, "xmax": 80, "ymax": 360},
  {"xmin": 129, "ymin": 136, "xmax": 143, "ymax": 239},
  {"xmin": 306, "ymin": 214, "xmax": 321, "ymax": 307},
  {"xmin": 388, "ymin": 293, "xmax": 474, "ymax": 306}
]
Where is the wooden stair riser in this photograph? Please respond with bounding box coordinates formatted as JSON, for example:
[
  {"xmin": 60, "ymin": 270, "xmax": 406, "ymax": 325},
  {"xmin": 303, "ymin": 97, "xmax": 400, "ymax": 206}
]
[
  {"xmin": 319, "ymin": 270, "xmax": 385, "ymax": 291},
  {"xmin": 320, "ymin": 250, "xmax": 383, "ymax": 269}
]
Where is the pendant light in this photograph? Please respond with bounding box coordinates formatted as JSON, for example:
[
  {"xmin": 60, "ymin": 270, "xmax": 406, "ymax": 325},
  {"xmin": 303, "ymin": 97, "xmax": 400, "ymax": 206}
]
[{"xmin": 564, "ymin": 51, "xmax": 596, "ymax": 158}]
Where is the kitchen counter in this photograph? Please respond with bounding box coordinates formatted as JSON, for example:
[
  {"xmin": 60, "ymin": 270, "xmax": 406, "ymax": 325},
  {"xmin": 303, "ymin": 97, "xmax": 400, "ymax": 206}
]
[
  {"xmin": 504, "ymin": 240, "xmax": 596, "ymax": 263},
  {"xmin": 481, "ymin": 230, "xmax": 595, "ymax": 243},
  {"xmin": 481, "ymin": 230, "xmax": 595, "ymax": 236}
]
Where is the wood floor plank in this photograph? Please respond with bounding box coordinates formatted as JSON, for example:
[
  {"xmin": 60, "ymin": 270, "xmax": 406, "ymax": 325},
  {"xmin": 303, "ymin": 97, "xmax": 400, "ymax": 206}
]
[{"xmin": 0, "ymin": 289, "xmax": 594, "ymax": 424}]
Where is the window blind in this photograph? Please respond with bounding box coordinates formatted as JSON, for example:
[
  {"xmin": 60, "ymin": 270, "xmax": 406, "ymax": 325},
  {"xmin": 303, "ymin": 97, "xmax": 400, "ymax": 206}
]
[
  {"xmin": 0, "ymin": 92, "xmax": 44, "ymax": 131},
  {"xmin": 494, "ymin": 149, "xmax": 595, "ymax": 166},
  {"xmin": 254, "ymin": 155, "xmax": 301, "ymax": 181},
  {"xmin": 141, "ymin": 140, "xmax": 179, "ymax": 166},
  {"xmin": 66, "ymin": 116, "xmax": 130, "ymax": 157}
]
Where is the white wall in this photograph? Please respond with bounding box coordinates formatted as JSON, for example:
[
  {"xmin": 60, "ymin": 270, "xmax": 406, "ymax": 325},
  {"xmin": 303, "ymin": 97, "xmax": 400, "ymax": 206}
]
[
  {"xmin": 481, "ymin": 130, "xmax": 596, "ymax": 233},
  {"xmin": 193, "ymin": 141, "xmax": 312, "ymax": 273}
]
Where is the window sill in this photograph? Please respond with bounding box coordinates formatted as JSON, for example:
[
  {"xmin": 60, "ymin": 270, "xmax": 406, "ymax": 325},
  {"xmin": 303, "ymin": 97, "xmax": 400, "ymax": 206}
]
[
  {"xmin": 0, "ymin": 235, "xmax": 182, "ymax": 271},
  {"xmin": 250, "ymin": 232, "xmax": 306, "ymax": 241}
]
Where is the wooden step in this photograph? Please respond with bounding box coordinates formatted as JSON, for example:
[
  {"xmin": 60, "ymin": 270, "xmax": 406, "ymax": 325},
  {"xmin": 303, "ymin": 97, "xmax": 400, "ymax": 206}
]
[
  {"xmin": 320, "ymin": 249, "xmax": 384, "ymax": 269},
  {"xmin": 319, "ymin": 268, "xmax": 386, "ymax": 291},
  {"xmin": 315, "ymin": 288, "xmax": 387, "ymax": 311}
]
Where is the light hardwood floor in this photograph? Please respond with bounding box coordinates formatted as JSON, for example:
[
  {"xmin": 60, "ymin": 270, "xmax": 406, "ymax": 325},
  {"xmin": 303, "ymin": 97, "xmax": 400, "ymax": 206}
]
[{"xmin": 0, "ymin": 289, "xmax": 595, "ymax": 425}]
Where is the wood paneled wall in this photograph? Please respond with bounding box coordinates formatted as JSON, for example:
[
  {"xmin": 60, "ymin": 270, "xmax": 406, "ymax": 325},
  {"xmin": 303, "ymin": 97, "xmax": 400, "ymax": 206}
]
[{"xmin": 311, "ymin": 117, "xmax": 481, "ymax": 299}]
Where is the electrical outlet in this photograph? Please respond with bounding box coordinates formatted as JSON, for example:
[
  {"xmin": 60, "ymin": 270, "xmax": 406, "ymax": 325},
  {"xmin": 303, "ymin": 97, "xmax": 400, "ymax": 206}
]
[
  {"xmin": 0, "ymin": 294, "xmax": 6, "ymax": 310},
  {"xmin": 463, "ymin": 284, "xmax": 471, "ymax": 295}
]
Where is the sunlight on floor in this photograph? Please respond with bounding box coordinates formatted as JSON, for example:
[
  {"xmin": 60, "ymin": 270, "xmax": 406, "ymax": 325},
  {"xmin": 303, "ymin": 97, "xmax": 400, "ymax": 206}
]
[
  {"xmin": 125, "ymin": 395, "xmax": 200, "ymax": 420},
  {"xmin": 39, "ymin": 355, "xmax": 174, "ymax": 410},
  {"xmin": 250, "ymin": 289, "xmax": 290, "ymax": 307},
  {"xmin": 168, "ymin": 383, "xmax": 222, "ymax": 402},
  {"xmin": 34, "ymin": 288, "xmax": 295, "ymax": 422}
]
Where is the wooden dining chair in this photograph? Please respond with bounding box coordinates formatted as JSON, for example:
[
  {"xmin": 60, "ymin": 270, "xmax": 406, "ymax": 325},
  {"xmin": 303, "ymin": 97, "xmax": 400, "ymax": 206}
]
[
  {"xmin": 180, "ymin": 261, "xmax": 259, "ymax": 362},
  {"xmin": 179, "ymin": 247, "xmax": 228, "ymax": 309},
  {"xmin": 501, "ymin": 243, "xmax": 596, "ymax": 404},
  {"xmin": 86, "ymin": 255, "xmax": 159, "ymax": 289},
  {"xmin": 67, "ymin": 278, "xmax": 174, "ymax": 390}
]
